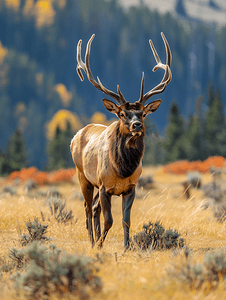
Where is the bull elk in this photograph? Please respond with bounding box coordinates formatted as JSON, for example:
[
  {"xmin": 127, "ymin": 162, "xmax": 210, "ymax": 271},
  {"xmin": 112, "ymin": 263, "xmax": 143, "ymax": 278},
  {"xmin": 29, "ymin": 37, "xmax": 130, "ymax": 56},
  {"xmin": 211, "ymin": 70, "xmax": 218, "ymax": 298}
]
[{"xmin": 71, "ymin": 33, "xmax": 172, "ymax": 250}]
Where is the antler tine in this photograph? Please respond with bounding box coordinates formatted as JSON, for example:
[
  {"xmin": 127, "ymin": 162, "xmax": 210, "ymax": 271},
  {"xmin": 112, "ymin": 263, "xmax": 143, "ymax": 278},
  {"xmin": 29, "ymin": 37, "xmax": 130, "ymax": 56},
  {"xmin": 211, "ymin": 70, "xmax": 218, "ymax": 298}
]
[
  {"xmin": 161, "ymin": 32, "xmax": 172, "ymax": 67},
  {"xmin": 76, "ymin": 34, "xmax": 126, "ymax": 105},
  {"xmin": 117, "ymin": 85, "xmax": 127, "ymax": 103},
  {"xmin": 139, "ymin": 32, "xmax": 172, "ymax": 105},
  {"xmin": 76, "ymin": 39, "xmax": 86, "ymax": 81},
  {"xmin": 138, "ymin": 72, "xmax": 145, "ymax": 103}
]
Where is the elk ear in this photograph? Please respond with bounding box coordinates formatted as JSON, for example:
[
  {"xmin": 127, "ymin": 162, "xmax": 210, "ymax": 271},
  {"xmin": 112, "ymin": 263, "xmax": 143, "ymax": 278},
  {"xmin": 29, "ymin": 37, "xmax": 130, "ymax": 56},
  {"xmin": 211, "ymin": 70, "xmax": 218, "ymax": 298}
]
[
  {"xmin": 102, "ymin": 99, "xmax": 120, "ymax": 114},
  {"xmin": 144, "ymin": 99, "xmax": 161, "ymax": 115}
]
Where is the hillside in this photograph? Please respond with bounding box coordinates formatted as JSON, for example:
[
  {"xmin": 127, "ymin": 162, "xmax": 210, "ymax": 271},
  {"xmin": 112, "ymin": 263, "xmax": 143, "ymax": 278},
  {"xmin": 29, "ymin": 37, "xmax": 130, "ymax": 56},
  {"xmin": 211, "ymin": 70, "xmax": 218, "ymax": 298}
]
[
  {"xmin": 1, "ymin": 0, "xmax": 226, "ymax": 169},
  {"xmin": 121, "ymin": 0, "xmax": 226, "ymax": 26}
]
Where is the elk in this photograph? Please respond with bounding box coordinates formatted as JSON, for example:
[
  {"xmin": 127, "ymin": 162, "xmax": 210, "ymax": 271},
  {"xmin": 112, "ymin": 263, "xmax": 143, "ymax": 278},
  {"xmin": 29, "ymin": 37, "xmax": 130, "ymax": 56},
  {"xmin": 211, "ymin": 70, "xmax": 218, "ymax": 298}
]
[{"xmin": 71, "ymin": 32, "xmax": 172, "ymax": 250}]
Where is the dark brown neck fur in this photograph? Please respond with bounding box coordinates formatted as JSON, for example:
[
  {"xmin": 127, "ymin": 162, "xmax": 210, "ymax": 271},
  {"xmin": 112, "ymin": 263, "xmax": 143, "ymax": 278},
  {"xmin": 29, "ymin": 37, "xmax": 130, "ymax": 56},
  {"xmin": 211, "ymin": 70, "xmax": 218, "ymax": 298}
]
[{"xmin": 109, "ymin": 122, "xmax": 145, "ymax": 178}]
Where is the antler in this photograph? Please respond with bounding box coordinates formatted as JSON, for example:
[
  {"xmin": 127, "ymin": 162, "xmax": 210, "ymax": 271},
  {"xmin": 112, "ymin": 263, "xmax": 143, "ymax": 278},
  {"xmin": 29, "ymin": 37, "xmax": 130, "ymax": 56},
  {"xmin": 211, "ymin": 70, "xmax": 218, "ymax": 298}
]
[
  {"xmin": 138, "ymin": 32, "xmax": 172, "ymax": 105},
  {"xmin": 76, "ymin": 34, "xmax": 126, "ymax": 105}
]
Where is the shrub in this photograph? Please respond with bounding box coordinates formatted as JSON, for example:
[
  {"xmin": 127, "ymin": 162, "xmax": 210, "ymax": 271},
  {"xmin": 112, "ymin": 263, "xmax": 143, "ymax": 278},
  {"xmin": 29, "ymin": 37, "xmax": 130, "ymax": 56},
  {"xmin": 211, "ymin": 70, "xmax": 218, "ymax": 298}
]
[
  {"xmin": 202, "ymin": 179, "xmax": 226, "ymax": 222},
  {"xmin": 11, "ymin": 242, "xmax": 102, "ymax": 299},
  {"xmin": 130, "ymin": 220, "xmax": 185, "ymax": 251},
  {"xmin": 203, "ymin": 183, "xmax": 225, "ymax": 203},
  {"xmin": 20, "ymin": 217, "xmax": 52, "ymax": 246},
  {"xmin": 163, "ymin": 156, "xmax": 225, "ymax": 175},
  {"xmin": 48, "ymin": 197, "xmax": 74, "ymax": 223},
  {"xmin": 8, "ymin": 247, "xmax": 26, "ymax": 270},
  {"xmin": 137, "ymin": 175, "xmax": 154, "ymax": 189},
  {"xmin": 0, "ymin": 247, "xmax": 26, "ymax": 274},
  {"xmin": 23, "ymin": 179, "xmax": 37, "ymax": 193},
  {"xmin": 1, "ymin": 185, "xmax": 16, "ymax": 195},
  {"xmin": 8, "ymin": 167, "xmax": 49, "ymax": 185},
  {"xmin": 48, "ymin": 168, "xmax": 76, "ymax": 184},
  {"xmin": 169, "ymin": 248, "xmax": 226, "ymax": 291},
  {"xmin": 187, "ymin": 171, "xmax": 202, "ymax": 188},
  {"xmin": 8, "ymin": 167, "xmax": 76, "ymax": 185}
]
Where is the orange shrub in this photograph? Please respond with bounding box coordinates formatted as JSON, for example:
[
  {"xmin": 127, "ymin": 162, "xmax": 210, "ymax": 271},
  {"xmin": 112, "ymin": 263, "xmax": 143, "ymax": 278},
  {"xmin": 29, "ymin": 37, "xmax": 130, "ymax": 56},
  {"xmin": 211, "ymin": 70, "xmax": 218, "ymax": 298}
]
[
  {"xmin": 163, "ymin": 156, "xmax": 226, "ymax": 175},
  {"xmin": 19, "ymin": 167, "xmax": 38, "ymax": 181},
  {"xmin": 205, "ymin": 156, "xmax": 225, "ymax": 168},
  {"xmin": 8, "ymin": 170, "xmax": 21, "ymax": 180},
  {"xmin": 7, "ymin": 167, "xmax": 76, "ymax": 185},
  {"xmin": 32, "ymin": 171, "xmax": 49, "ymax": 185},
  {"xmin": 48, "ymin": 168, "xmax": 76, "ymax": 184}
]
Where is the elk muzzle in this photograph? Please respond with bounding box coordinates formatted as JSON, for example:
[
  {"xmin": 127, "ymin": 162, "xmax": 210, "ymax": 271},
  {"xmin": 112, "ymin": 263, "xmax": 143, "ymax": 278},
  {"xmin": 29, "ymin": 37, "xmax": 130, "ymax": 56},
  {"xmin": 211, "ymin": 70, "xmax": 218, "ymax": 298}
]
[
  {"xmin": 130, "ymin": 121, "xmax": 143, "ymax": 136},
  {"xmin": 132, "ymin": 121, "xmax": 143, "ymax": 131}
]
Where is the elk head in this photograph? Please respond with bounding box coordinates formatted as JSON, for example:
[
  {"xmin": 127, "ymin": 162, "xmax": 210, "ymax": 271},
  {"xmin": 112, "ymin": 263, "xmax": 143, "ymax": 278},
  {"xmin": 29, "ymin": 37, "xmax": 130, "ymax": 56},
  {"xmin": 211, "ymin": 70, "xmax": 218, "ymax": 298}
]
[{"xmin": 76, "ymin": 33, "xmax": 172, "ymax": 139}]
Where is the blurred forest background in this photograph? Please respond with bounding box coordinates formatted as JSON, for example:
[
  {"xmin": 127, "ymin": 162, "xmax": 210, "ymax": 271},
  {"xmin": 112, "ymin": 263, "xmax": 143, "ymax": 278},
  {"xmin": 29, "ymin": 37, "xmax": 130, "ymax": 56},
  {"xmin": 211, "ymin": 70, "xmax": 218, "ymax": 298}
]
[{"xmin": 1, "ymin": 0, "xmax": 226, "ymax": 173}]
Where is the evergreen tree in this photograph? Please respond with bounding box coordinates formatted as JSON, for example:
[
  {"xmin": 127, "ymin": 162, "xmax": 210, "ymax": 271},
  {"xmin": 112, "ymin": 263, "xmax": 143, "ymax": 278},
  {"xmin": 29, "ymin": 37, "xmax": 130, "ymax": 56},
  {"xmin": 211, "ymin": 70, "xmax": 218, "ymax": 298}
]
[
  {"xmin": 175, "ymin": 0, "xmax": 187, "ymax": 16},
  {"xmin": 5, "ymin": 130, "xmax": 28, "ymax": 171},
  {"xmin": 217, "ymin": 127, "xmax": 226, "ymax": 157},
  {"xmin": 186, "ymin": 114, "xmax": 208, "ymax": 161},
  {"xmin": 207, "ymin": 82, "xmax": 215, "ymax": 107},
  {"xmin": 163, "ymin": 102, "xmax": 186, "ymax": 162},
  {"xmin": 46, "ymin": 122, "xmax": 74, "ymax": 170},
  {"xmin": 0, "ymin": 148, "xmax": 11, "ymax": 175},
  {"xmin": 143, "ymin": 118, "xmax": 163, "ymax": 165},
  {"xmin": 205, "ymin": 86, "xmax": 224, "ymax": 156}
]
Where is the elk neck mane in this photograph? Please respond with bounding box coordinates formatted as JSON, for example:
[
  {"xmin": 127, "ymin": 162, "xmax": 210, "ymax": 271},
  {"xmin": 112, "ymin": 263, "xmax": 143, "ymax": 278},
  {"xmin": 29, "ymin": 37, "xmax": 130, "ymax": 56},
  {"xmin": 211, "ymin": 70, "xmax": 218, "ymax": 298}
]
[{"xmin": 109, "ymin": 121, "xmax": 145, "ymax": 178}]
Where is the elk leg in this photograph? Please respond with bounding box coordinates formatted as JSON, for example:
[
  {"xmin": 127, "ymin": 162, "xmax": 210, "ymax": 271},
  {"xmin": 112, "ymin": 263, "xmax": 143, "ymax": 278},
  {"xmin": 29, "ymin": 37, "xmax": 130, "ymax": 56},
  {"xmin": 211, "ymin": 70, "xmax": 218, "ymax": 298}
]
[
  {"xmin": 92, "ymin": 191, "xmax": 101, "ymax": 242},
  {"xmin": 78, "ymin": 171, "xmax": 94, "ymax": 247},
  {"xmin": 97, "ymin": 188, "xmax": 112, "ymax": 249},
  {"xmin": 122, "ymin": 188, "xmax": 135, "ymax": 250}
]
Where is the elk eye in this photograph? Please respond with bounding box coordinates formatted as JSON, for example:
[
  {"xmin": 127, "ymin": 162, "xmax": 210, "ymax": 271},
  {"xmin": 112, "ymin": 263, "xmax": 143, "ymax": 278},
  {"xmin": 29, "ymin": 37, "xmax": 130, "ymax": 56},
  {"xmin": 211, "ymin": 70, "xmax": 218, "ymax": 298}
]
[
  {"xmin": 120, "ymin": 112, "xmax": 125, "ymax": 117},
  {"xmin": 143, "ymin": 113, "xmax": 147, "ymax": 118}
]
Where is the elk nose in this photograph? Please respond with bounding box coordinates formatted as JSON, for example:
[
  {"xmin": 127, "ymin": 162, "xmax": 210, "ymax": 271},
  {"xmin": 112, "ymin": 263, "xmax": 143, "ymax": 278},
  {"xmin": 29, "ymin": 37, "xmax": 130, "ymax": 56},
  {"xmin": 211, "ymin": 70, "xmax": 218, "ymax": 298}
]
[{"xmin": 132, "ymin": 121, "xmax": 143, "ymax": 131}]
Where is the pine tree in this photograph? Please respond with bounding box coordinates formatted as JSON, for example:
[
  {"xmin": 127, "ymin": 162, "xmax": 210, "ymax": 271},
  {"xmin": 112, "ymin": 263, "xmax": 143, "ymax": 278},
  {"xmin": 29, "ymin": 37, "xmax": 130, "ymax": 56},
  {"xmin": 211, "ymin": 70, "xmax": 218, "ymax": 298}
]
[
  {"xmin": 205, "ymin": 86, "xmax": 224, "ymax": 156},
  {"xmin": 143, "ymin": 118, "xmax": 163, "ymax": 165},
  {"xmin": 175, "ymin": 0, "xmax": 187, "ymax": 16},
  {"xmin": 46, "ymin": 122, "xmax": 74, "ymax": 170},
  {"xmin": 207, "ymin": 82, "xmax": 215, "ymax": 107},
  {"xmin": 186, "ymin": 114, "xmax": 208, "ymax": 161},
  {"xmin": 5, "ymin": 130, "xmax": 28, "ymax": 171},
  {"xmin": 163, "ymin": 102, "xmax": 186, "ymax": 162},
  {"xmin": 0, "ymin": 148, "xmax": 11, "ymax": 175}
]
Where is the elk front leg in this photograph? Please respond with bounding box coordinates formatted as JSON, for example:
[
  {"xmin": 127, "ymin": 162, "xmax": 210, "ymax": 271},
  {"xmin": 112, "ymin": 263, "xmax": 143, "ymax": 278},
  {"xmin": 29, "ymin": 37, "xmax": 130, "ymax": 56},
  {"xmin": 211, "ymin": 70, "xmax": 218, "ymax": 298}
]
[
  {"xmin": 78, "ymin": 171, "xmax": 94, "ymax": 247},
  {"xmin": 97, "ymin": 188, "xmax": 113, "ymax": 249},
  {"xmin": 122, "ymin": 188, "xmax": 135, "ymax": 250},
  {"xmin": 92, "ymin": 191, "xmax": 101, "ymax": 242}
]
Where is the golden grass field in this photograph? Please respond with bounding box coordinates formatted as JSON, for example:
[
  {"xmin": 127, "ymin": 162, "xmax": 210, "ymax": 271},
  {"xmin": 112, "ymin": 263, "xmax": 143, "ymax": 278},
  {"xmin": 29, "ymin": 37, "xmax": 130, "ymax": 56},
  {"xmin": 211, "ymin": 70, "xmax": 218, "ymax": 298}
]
[{"xmin": 1, "ymin": 166, "xmax": 226, "ymax": 299}]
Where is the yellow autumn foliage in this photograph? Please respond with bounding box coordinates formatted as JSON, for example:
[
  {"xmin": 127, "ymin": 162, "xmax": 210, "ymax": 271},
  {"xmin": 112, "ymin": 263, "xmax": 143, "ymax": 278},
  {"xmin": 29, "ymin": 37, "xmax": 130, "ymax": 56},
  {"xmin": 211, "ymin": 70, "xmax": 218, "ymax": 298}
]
[
  {"xmin": 15, "ymin": 102, "xmax": 26, "ymax": 116},
  {"xmin": 91, "ymin": 112, "xmax": 107, "ymax": 125},
  {"xmin": 54, "ymin": 83, "xmax": 72, "ymax": 107},
  {"xmin": 0, "ymin": 42, "xmax": 9, "ymax": 87},
  {"xmin": 0, "ymin": 41, "xmax": 8, "ymax": 64},
  {"xmin": 34, "ymin": 0, "xmax": 55, "ymax": 28},
  {"xmin": 22, "ymin": 0, "xmax": 34, "ymax": 18},
  {"xmin": 47, "ymin": 109, "xmax": 82, "ymax": 139},
  {"xmin": 35, "ymin": 73, "xmax": 43, "ymax": 86},
  {"xmin": 5, "ymin": 0, "xmax": 20, "ymax": 11},
  {"xmin": 91, "ymin": 111, "xmax": 117, "ymax": 126},
  {"xmin": 55, "ymin": 0, "xmax": 66, "ymax": 9}
]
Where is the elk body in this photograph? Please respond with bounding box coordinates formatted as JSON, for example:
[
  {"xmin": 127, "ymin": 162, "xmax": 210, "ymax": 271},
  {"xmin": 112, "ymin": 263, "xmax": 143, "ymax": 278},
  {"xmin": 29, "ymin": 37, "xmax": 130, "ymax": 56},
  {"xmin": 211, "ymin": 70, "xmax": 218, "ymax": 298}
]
[{"xmin": 71, "ymin": 33, "xmax": 172, "ymax": 250}]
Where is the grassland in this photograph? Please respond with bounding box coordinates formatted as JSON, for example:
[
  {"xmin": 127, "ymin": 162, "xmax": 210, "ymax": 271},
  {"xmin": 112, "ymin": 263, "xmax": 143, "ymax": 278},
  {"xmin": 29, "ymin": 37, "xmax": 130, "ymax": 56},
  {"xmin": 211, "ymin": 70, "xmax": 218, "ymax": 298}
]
[{"xmin": 0, "ymin": 166, "xmax": 226, "ymax": 299}]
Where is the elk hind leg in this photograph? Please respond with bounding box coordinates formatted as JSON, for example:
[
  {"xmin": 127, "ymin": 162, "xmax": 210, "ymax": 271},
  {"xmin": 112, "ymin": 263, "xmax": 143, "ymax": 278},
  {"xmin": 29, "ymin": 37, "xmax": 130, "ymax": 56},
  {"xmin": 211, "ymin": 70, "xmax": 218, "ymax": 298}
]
[
  {"xmin": 78, "ymin": 171, "xmax": 94, "ymax": 247},
  {"xmin": 92, "ymin": 191, "xmax": 101, "ymax": 242}
]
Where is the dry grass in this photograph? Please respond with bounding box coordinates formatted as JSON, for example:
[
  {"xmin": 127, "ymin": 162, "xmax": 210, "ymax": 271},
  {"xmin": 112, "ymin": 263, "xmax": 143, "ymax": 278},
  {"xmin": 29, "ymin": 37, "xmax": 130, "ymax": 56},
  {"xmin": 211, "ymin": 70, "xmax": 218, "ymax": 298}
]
[{"xmin": 1, "ymin": 166, "xmax": 226, "ymax": 299}]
